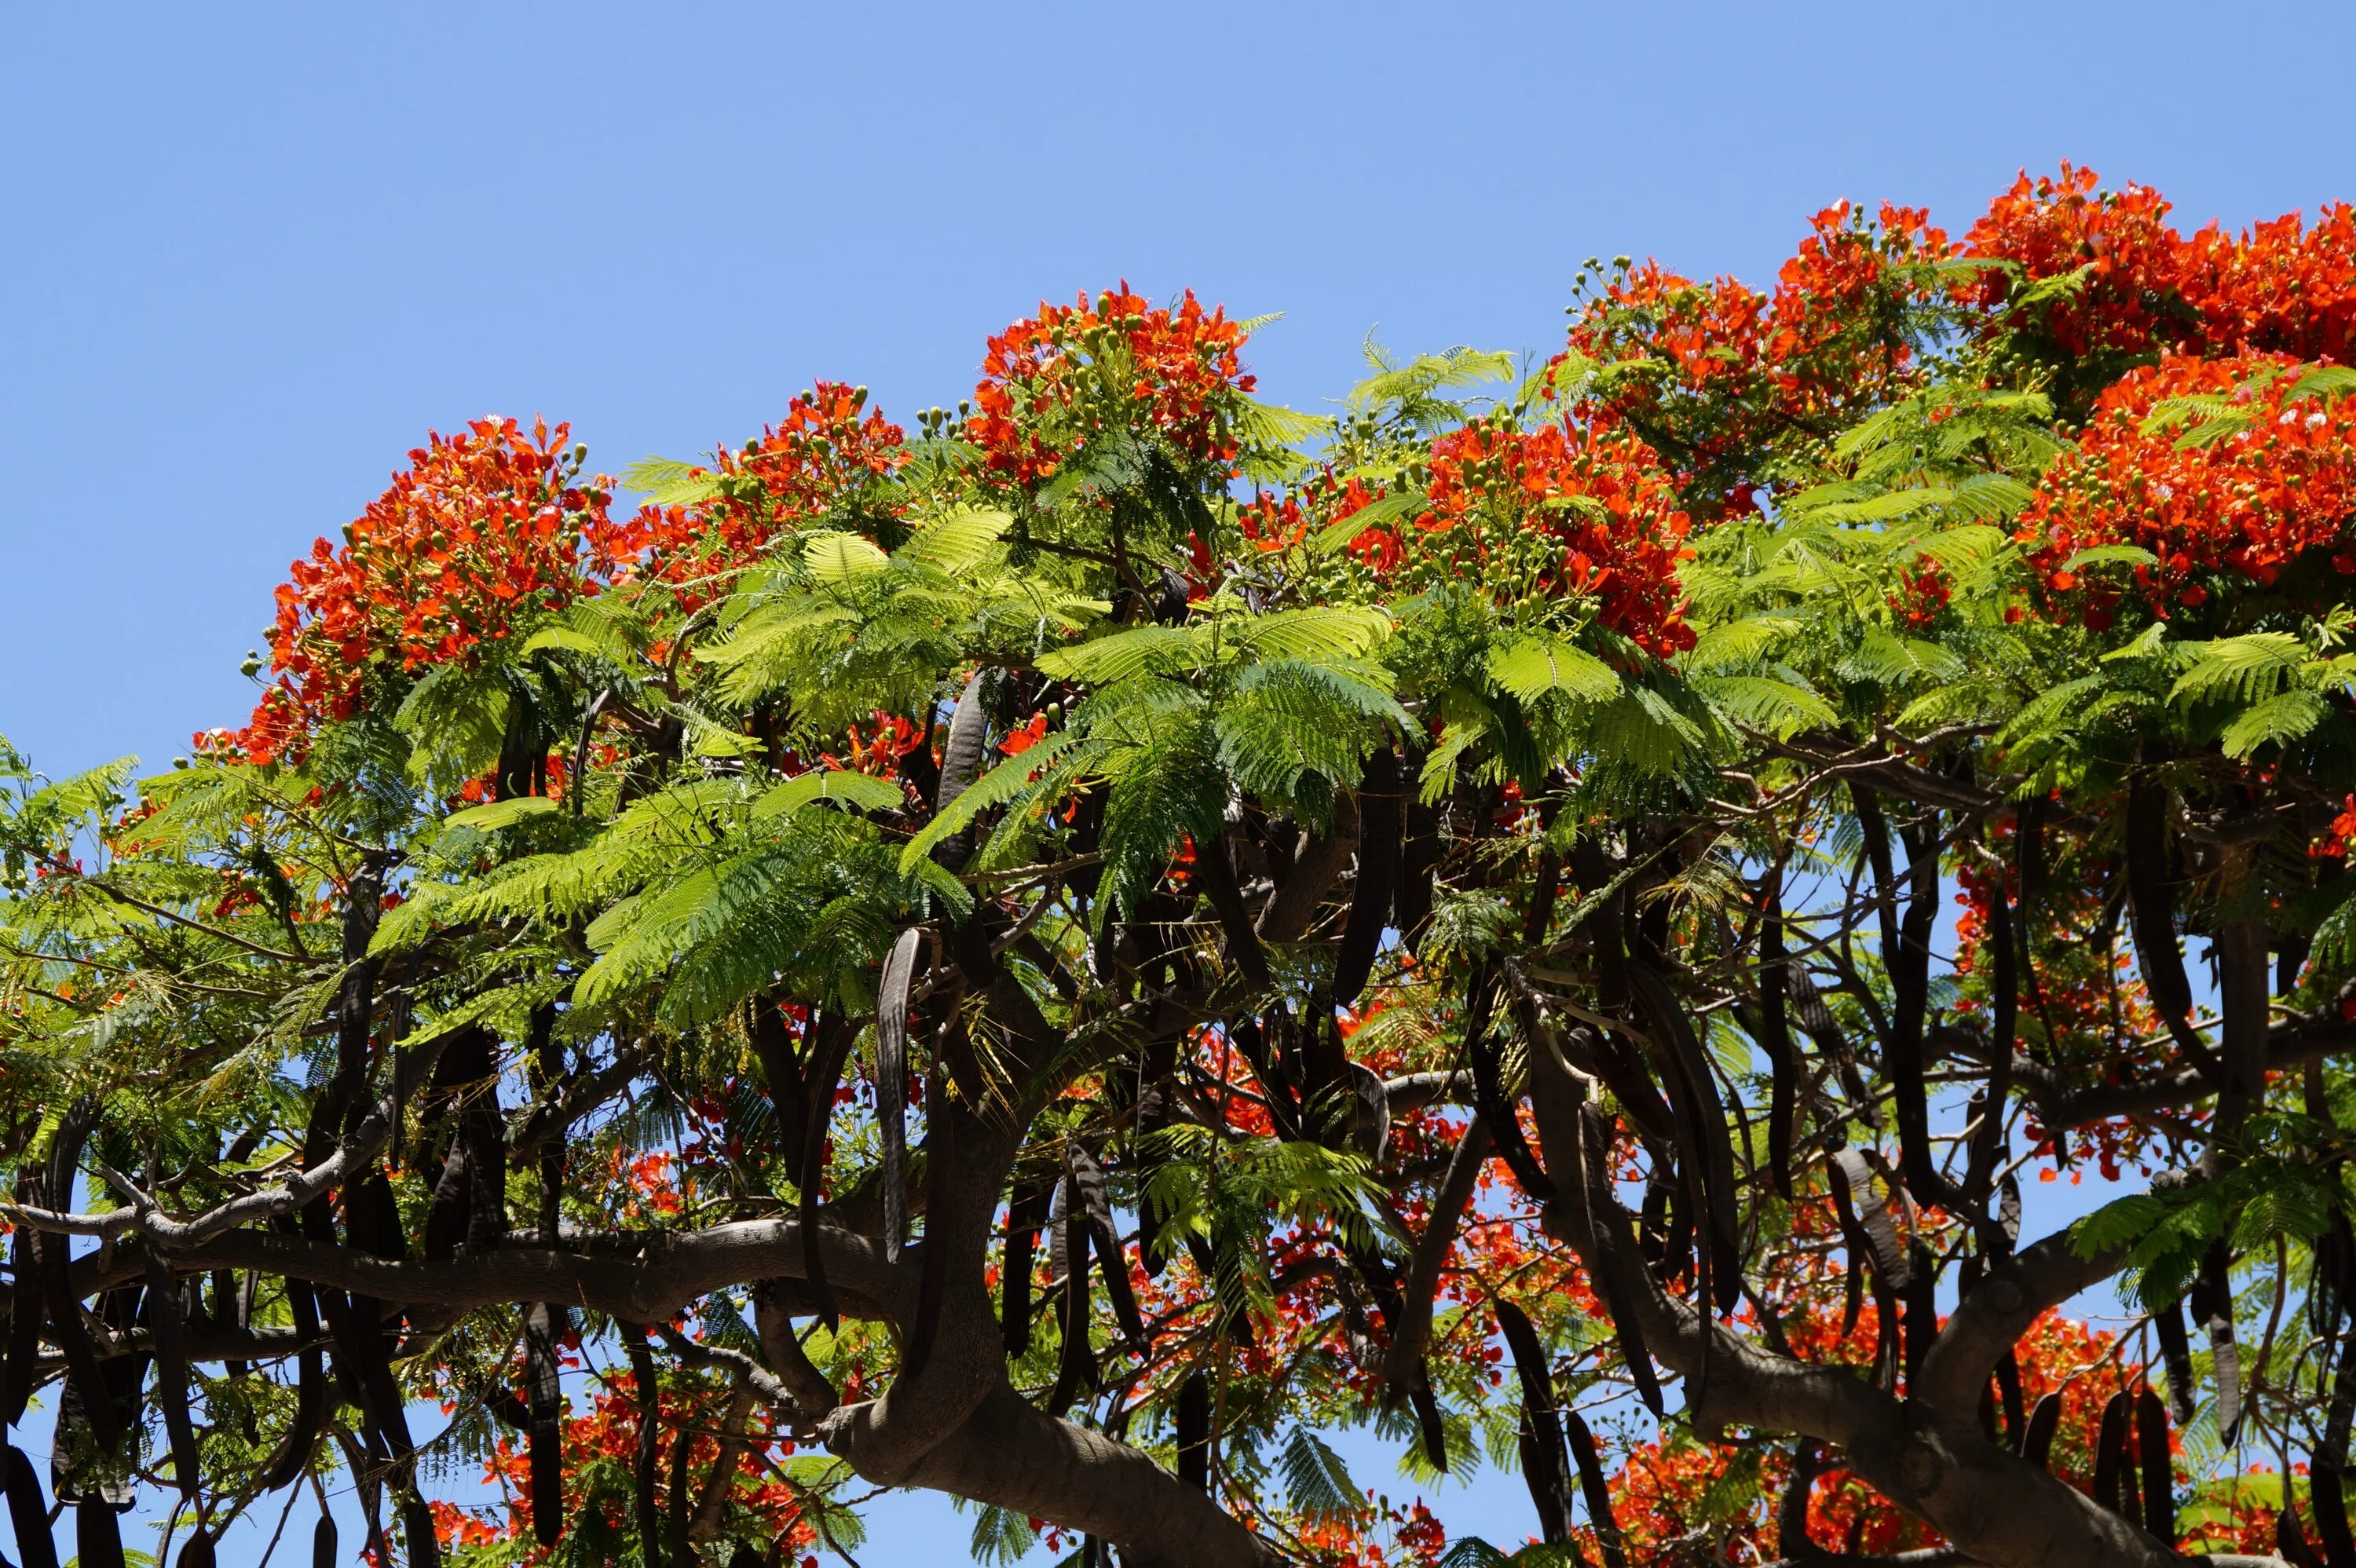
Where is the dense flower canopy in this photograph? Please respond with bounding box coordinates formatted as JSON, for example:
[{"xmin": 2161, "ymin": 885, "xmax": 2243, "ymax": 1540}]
[{"xmin": 11, "ymin": 164, "xmax": 2356, "ymax": 1568}]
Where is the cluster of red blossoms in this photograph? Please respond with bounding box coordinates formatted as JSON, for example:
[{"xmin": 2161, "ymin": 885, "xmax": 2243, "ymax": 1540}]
[
  {"xmin": 223, "ymin": 418, "xmax": 643, "ymax": 765},
  {"xmin": 1337, "ymin": 419, "xmax": 1699, "ymax": 656},
  {"xmin": 1970, "ymin": 163, "xmax": 2356, "ymax": 365},
  {"xmin": 1558, "ymin": 201, "xmax": 1956, "ymax": 514},
  {"xmin": 634, "ymin": 380, "xmax": 907, "ymax": 604},
  {"xmin": 2016, "ymin": 352, "xmax": 2356, "ymax": 612},
  {"xmin": 964, "ymin": 283, "xmax": 1254, "ymax": 487}
]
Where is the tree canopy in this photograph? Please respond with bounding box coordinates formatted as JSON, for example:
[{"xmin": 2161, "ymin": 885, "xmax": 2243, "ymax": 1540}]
[{"xmin": 12, "ymin": 167, "xmax": 2356, "ymax": 1568}]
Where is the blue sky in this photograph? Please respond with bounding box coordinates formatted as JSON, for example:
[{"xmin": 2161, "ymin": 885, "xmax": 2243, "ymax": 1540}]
[{"xmin": 5, "ymin": 2, "xmax": 2352, "ymax": 1563}]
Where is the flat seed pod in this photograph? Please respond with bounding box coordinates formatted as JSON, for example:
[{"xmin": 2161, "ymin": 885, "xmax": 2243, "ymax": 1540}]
[
  {"xmin": 2023, "ymin": 1391, "xmax": 2062, "ymax": 1470},
  {"xmin": 1176, "ymin": 1369, "xmax": 1211, "ymax": 1491},
  {"xmin": 525, "ymin": 1302, "xmax": 565, "ymax": 1546},
  {"xmin": 1564, "ymin": 1409, "xmax": 1629, "ymax": 1568},
  {"xmin": 1758, "ymin": 888, "xmax": 1796, "ymax": 1198},
  {"xmin": 256, "ymin": 1278, "xmax": 324, "ymax": 1493},
  {"xmin": 933, "ymin": 670, "xmax": 992, "ymax": 870},
  {"xmin": 1578, "ymin": 1102, "xmax": 1663, "ymax": 1420},
  {"xmin": 5, "ymin": 1443, "xmax": 59, "ymax": 1568},
  {"xmin": 139, "ymin": 1244, "xmax": 202, "ymax": 1500},
  {"xmin": 1069, "ymin": 1142, "xmax": 1144, "ymax": 1347},
  {"xmin": 2156, "ymin": 1300, "xmax": 2197, "ymax": 1424},
  {"xmin": 876, "ymin": 927, "xmax": 924, "ymax": 1266},
  {"xmin": 313, "ymin": 1515, "xmax": 338, "ymax": 1568},
  {"xmin": 2139, "ymin": 1387, "xmax": 2175, "ymax": 1545},
  {"xmin": 799, "ymin": 1011, "xmax": 853, "ymax": 1329},
  {"xmin": 1001, "ymin": 1175, "xmax": 1053, "ymax": 1357},
  {"xmin": 77, "ymin": 1498, "xmax": 126, "ymax": 1568},
  {"xmin": 1333, "ymin": 749, "xmax": 1400, "ymax": 1007}
]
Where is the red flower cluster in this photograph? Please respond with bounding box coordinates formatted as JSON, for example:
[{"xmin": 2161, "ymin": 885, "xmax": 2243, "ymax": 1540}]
[
  {"xmin": 1370, "ymin": 419, "xmax": 1699, "ymax": 656},
  {"xmin": 965, "ymin": 283, "xmax": 1254, "ymax": 487},
  {"xmin": 225, "ymin": 418, "xmax": 642, "ymax": 765},
  {"xmin": 635, "ymin": 381, "xmax": 906, "ymax": 601},
  {"xmin": 1557, "ymin": 201, "xmax": 1954, "ymax": 513},
  {"xmin": 1970, "ymin": 165, "xmax": 2356, "ymax": 367},
  {"xmin": 2016, "ymin": 353, "xmax": 2356, "ymax": 612}
]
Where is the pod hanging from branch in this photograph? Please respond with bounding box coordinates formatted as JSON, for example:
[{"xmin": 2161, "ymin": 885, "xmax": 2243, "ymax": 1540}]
[
  {"xmin": 2, "ymin": 1180, "xmax": 39, "ymax": 1430},
  {"xmin": 1044, "ymin": 1175, "xmax": 1096, "ymax": 1416},
  {"xmin": 1069, "ymin": 1142, "xmax": 1145, "ymax": 1347},
  {"xmin": 1463, "ymin": 965, "xmax": 1554, "ymax": 1202},
  {"xmin": 1626, "ymin": 962, "xmax": 1740, "ymax": 1313},
  {"xmin": 2138, "ymin": 1386, "xmax": 2175, "ymax": 1546},
  {"xmin": 2191, "ymin": 1241, "xmax": 2241, "ymax": 1438},
  {"xmin": 2156, "ymin": 1299, "xmax": 2197, "ymax": 1424},
  {"xmin": 2124, "ymin": 780, "xmax": 2224, "ymax": 1084},
  {"xmin": 1333, "ymin": 748, "xmax": 1402, "ymax": 1008},
  {"xmin": 525, "ymin": 1302, "xmax": 566, "ymax": 1547},
  {"xmin": 77, "ymin": 1497, "xmax": 126, "ymax": 1568},
  {"xmin": 1176, "ymin": 1369, "xmax": 1212, "ymax": 1491},
  {"xmin": 4, "ymin": 1443, "xmax": 58, "ymax": 1568},
  {"xmin": 905, "ymin": 1069, "xmax": 960, "ymax": 1380},
  {"xmin": 1758, "ymin": 882, "xmax": 1796, "ymax": 1198},
  {"xmin": 1564, "ymin": 1409, "xmax": 1629, "ymax": 1568},
  {"xmin": 138, "ymin": 1244, "xmax": 202, "ymax": 1500},
  {"xmin": 256, "ymin": 1278, "xmax": 324, "ymax": 1493},
  {"xmin": 933, "ymin": 668, "xmax": 993, "ymax": 871},
  {"xmin": 1576, "ymin": 1102, "xmax": 1663, "ymax": 1420},
  {"xmin": 2023, "ymin": 1391, "xmax": 2062, "ymax": 1471},
  {"xmin": 2093, "ymin": 1391, "xmax": 2130, "ymax": 1520},
  {"xmin": 1494, "ymin": 1301, "xmax": 1577, "ymax": 1545},
  {"xmin": 799, "ymin": 1010, "xmax": 853, "ymax": 1330},
  {"xmin": 312, "ymin": 1516, "xmax": 338, "ymax": 1568},
  {"xmin": 1001, "ymin": 1173, "xmax": 1053, "ymax": 1357},
  {"xmin": 876, "ymin": 927, "xmax": 924, "ymax": 1266},
  {"xmin": 1408, "ymin": 1376, "xmax": 1448, "ymax": 1473}
]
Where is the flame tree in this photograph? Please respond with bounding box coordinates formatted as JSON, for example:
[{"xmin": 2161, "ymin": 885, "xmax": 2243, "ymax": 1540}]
[{"xmin": 8, "ymin": 179, "xmax": 2356, "ymax": 1568}]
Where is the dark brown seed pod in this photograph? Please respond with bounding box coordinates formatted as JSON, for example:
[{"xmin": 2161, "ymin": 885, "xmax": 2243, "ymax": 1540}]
[
  {"xmin": 1001, "ymin": 1175, "xmax": 1054, "ymax": 1357},
  {"xmin": 526, "ymin": 1303, "xmax": 566, "ymax": 1546},
  {"xmin": 1069, "ymin": 1142, "xmax": 1144, "ymax": 1347},
  {"xmin": 256, "ymin": 1278, "xmax": 324, "ymax": 1493},
  {"xmin": 2138, "ymin": 1386, "xmax": 2175, "ymax": 1545},
  {"xmin": 876, "ymin": 927, "xmax": 924, "ymax": 1266},
  {"xmin": 1176, "ymin": 1369, "xmax": 1211, "ymax": 1491},
  {"xmin": 2093, "ymin": 1391, "xmax": 2130, "ymax": 1517},
  {"xmin": 799, "ymin": 1010, "xmax": 853, "ymax": 1329},
  {"xmin": 5, "ymin": 1443, "xmax": 59, "ymax": 1568},
  {"xmin": 1333, "ymin": 748, "xmax": 1401, "ymax": 1007},
  {"xmin": 1758, "ymin": 883, "xmax": 1796, "ymax": 1198},
  {"xmin": 2023, "ymin": 1391, "xmax": 2062, "ymax": 1471},
  {"xmin": 1577, "ymin": 1102, "xmax": 1663, "ymax": 1419},
  {"xmin": 1564, "ymin": 1409, "xmax": 1629, "ymax": 1568},
  {"xmin": 139, "ymin": 1244, "xmax": 202, "ymax": 1500}
]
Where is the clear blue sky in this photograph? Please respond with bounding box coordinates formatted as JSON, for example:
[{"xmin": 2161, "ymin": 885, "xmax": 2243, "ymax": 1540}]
[{"xmin": 3, "ymin": 3, "xmax": 2349, "ymax": 1563}]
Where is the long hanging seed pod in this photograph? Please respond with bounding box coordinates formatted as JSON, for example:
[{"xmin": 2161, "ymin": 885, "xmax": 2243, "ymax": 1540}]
[
  {"xmin": 181, "ymin": 1530, "xmax": 217, "ymax": 1568},
  {"xmin": 312, "ymin": 1517, "xmax": 338, "ymax": 1568},
  {"xmin": 2157, "ymin": 1300, "xmax": 2197, "ymax": 1423},
  {"xmin": 905, "ymin": 1069, "xmax": 960, "ymax": 1379},
  {"xmin": 2192, "ymin": 1241, "xmax": 2242, "ymax": 1438},
  {"xmin": 799, "ymin": 1009, "xmax": 852, "ymax": 1330},
  {"xmin": 1408, "ymin": 1377, "xmax": 1448, "ymax": 1473},
  {"xmin": 1045, "ymin": 1174, "xmax": 1096, "ymax": 1416},
  {"xmin": 1068, "ymin": 1142, "xmax": 1145, "ymax": 1347},
  {"xmin": 1176, "ymin": 1369, "xmax": 1212, "ymax": 1491},
  {"xmin": 78, "ymin": 1497, "xmax": 126, "ymax": 1568},
  {"xmin": 1333, "ymin": 748, "xmax": 1401, "ymax": 1008},
  {"xmin": 525, "ymin": 1302, "xmax": 565, "ymax": 1546},
  {"xmin": 1396, "ymin": 787, "xmax": 1440, "ymax": 950},
  {"xmin": 37, "ymin": 1107, "xmax": 119, "ymax": 1452},
  {"xmin": 5, "ymin": 1442, "xmax": 59, "ymax": 1568},
  {"xmin": 1462, "ymin": 965, "xmax": 1555, "ymax": 1202},
  {"xmin": 933, "ymin": 669, "xmax": 993, "ymax": 870},
  {"xmin": 876, "ymin": 927, "xmax": 923, "ymax": 1266},
  {"xmin": 1996, "ymin": 1349, "xmax": 2025, "ymax": 1452},
  {"xmin": 1001, "ymin": 1175, "xmax": 1053, "ymax": 1356},
  {"xmin": 2124, "ymin": 780, "xmax": 2224, "ymax": 1083},
  {"xmin": 1564, "ymin": 1409, "xmax": 1629, "ymax": 1568},
  {"xmin": 2, "ymin": 1179, "xmax": 41, "ymax": 1429},
  {"xmin": 1494, "ymin": 1301, "xmax": 1577, "ymax": 1545},
  {"xmin": 2138, "ymin": 1386, "xmax": 2175, "ymax": 1545},
  {"xmin": 625, "ymin": 1327, "xmax": 664, "ymax": 1568},
  {"xmin": 138, "ymin": 1245, "xmax": 202, "ymax": 1500},
  {"xmin": 1626, "ymin": 963, "xmax": 1740, "ymax": 1311},
  {"xmin": 1576, "ymin": 1102, "xmax": 1664, "ymax": 1420},
  {"xmin": 1758, "ymin": 882, "xmax": 1796, "ymax": 1198},
  {"xmin": 2093, "ymin": 1389, "xmax": 2131, "ymax": 1519},
  {"xmin": 1902, "ymin": 1242, "xmax": 1937, "ymax": 1389},
  {"xmin": 2023, "ymin": 1391, "xmax": 2062, "ymax": 1470},
  {"xmin": 257, "ymin": 1277, "xmax": 324, "ymax": 1492}
]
